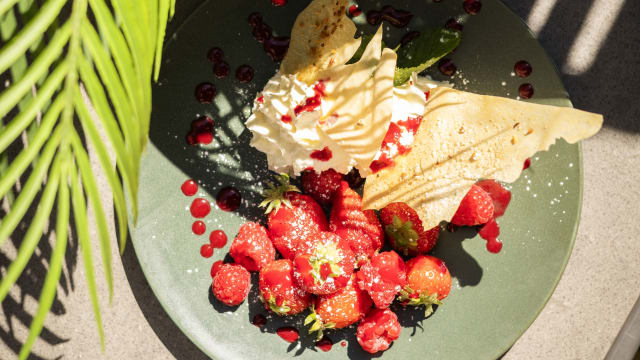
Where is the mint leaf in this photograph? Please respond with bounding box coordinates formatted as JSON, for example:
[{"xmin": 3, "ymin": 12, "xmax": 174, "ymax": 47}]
[{"xmin": 393, "ymin": 28, "xmax": 461, "ymax": 86}]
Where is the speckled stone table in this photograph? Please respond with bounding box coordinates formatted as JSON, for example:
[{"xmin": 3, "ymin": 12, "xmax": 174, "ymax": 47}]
[{"xmin": 1, "ymin": 0, "xmax": 639, "ymax": 359}]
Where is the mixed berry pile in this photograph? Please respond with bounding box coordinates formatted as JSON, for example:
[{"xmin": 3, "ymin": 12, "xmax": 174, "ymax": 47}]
[{"xmin": 198, "ymin": 168, "xmax": 513, "ymax": 354}]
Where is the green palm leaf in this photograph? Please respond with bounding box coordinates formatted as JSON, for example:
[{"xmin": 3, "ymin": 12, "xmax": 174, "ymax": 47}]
[{"xmin": 0, "ymin": 0, "xmax": 174, "ymax": 358}]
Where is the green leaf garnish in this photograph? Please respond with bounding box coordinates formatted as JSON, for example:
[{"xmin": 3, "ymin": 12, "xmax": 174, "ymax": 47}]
[
  {"xmin": 259, "ymin": 173, "xmax": 300, "ymax": 214},
  {"xmin": 393, "ymin": 28, "xmax": 461, "ymax": 86}
]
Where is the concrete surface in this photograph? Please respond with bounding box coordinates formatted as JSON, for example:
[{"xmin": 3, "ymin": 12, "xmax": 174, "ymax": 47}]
[{"xmin": 1, "ymin": 0, "xmax": 639, "ymax": 359}]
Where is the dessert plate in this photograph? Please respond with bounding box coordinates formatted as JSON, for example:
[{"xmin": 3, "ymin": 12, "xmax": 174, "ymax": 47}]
[{"xmin": 132, "ymin": 0, "xmax": 583, "ymax": 358}]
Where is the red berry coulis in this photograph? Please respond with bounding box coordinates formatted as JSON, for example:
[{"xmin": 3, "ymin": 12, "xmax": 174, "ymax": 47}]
[
  {"xmin": 519, "ymin": 83, "xmax": 534, "ymax": 99},
  {"xmin": 186, "ymin": 116, "xmax": 214, "ymax": 146},
  {"xmin": 400, "ymin": 31, "xmax": 420, "ymax": 46},
  {"xmin": 271, "ymin": 0, "xmax": 286, "ymax": 6},
  {"xmin": 252, "ymin": 313, "xmax": 267, "ymax": 327},
  {"xmin": 340, "ymin": 341, "xmax": 347, "ymax": 347},
  {"xmin": 366, "ymin": 5, "xmax": 413, "ymax": 28},
  {"xmin": 445, "ymin": 18, "xmax": 463, "ymax": 31},
  {"xmin": 236, "ymin": 65, "xmax": 255, "ymax": 83},
  {"xmin": 216, "ymin": 186, "xmax": 241, "ymax": 211},
  {"xmin": 248, "ymin": 12, "xmax": 290, "ymax": 61},
  {"xmin": 190, "ymin": 198, "xmax": 211, "ymax": 218},
  {"xmin": 276, "ymin": 327, "xmax": 299, "ymax": 343},
  {"xmin": 310, "ymin": 146, "xmax": 333, "ymax": 161},
  {"xmin": 370, "ymin": 116, "xmax": 423, "ymax": 173},
  {"xmin": 438, "ymin": 58, "xmax": 457, "ymax": 76},
  {"xmin": 192, "ymin": 220, "xmax": 206, "ymax": 235},
  {"xmin": 181, "ymin": 179, "xmax": 198, "ymax": 196},
  {"xmin": 200, "ymin": 244, "xmax": 214, "ymax": 258},
  {"xmin": 209, "ymin": 230, "xmax": 228, "ymax": 248},
  {"xmin": 316, "ymin": 336, "xmax": 333, "ymax": 351},
  {"xmin": 294, "ymin": 81, "xmax": 326, "ymax": 115},
  {"xmin": 281, "ymin": 114, "xmax": 292, "ymax": 123},
  {"xmin": 463, "ymin": 0, "xmax": 482, "ymax": 15},
  {"xmin": 214, "ymin": 61, "xmax": 231, "ymax": 78},
  {"xmin": 514, "ymin": 60, "xmax": 532, "ymax": 77},
  {"xmin": 478, "ymin": 219, "xmax": 502, "ymax": 253},
  {"xmin": 207, "ymin": 47, "xmax": 224, "ymax": 63},
  {"xmin": 195, "ymin": 82, "xmax": 217, "ymax": 104},
  {"xmin": 348, "ymin": 5, "xmax": 362, "ymax": 17},
  {"xmin": 523, "ymin": 158, "xmax": 531, "ymax": 170},
  {"xmin": 248, "ymin": 12, "xmax": 262, "ymax": 27}
]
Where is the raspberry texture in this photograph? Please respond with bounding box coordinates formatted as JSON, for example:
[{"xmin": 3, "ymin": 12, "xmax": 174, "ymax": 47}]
[
  {"xmin": 301, "ymin": 169, "xmax": 344, "ymax": 205},
  {"xmin": 356, "ymin": 308, "xmax": 401, "ymax": 354},
  {"xmin": 356, "ymin": 251, "xmax": 407, "ymax": 309},
  {"xmin": 212, "ymin": 263, "xmax": 251, "ymax": 306},
  {"xmin": 229, "ymin": 222, "xmax": 276, "ymax": 271}
]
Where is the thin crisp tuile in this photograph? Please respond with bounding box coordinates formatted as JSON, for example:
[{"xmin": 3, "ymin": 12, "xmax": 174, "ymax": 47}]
[
  {"xmin": 362, "ymin": 87, "xmax": 603, "ymax": 228},
  {"xmin": 280, "ymin": 0, "xmax": 361, "ymax": 83},
  {"xmin": 317, "ymin": 26, "xmax": 396, "ymax": 177}
]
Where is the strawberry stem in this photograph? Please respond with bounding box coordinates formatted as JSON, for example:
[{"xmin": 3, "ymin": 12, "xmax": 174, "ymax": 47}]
[{"xmin": 259, "ymin": 173, "xmax": 300, "ymax": 214}]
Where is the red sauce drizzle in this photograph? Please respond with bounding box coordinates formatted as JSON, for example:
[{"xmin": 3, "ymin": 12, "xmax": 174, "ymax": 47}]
[
  {"xmin": 348, "ymin": 4, "xmax": 362, "ymax": 17},
  {"xmin": 340, "ymin": 341, "xmax": 347, "ymax": 347},
  {"xmin": 424, "ymin": 90, "xmax": 430, "ymax": 101},
  {"xmin": 186, "ymin": 116, "xmax": 214, "ymax": 146},
  {"xmin": 523, "ymin": 158, "xmax": 531, "ymax": 170},
  {"xmin": 181, "ymin": 179, "xmax": 198, "ymax": 196},
  {"xmin": 192, "ymin": 221, "xmax": 206, "ymax": 235},
  {"xmin": 370, "ymin": 116, "xmax": 423, "ymax": 173},
  {"xmin": 190, "ymin": 198, "xmax": 211, "ymax": 218},
  {"xmin": 310, "ymin": 146, "xmax": 332, "ymax": 161},
  {"xmin": 281, "ymin": 114, "xmax": 292, "ymax": 123},
  {"xmin": 478, "ymin": 218, "xmax": 502, "ymax": 253},
  {"xmin": 216, "ymin": 186, "xmax": 241, "ymax": 212},
  {"xmin": 256, "ymin": 95, "xmax": 264, "ymax": 103},
  {"xmin": 315, "ymin": 336, "xmax": 333, "ymax": 351},
  {"xmin": 252, "ymin": 313, "xmax": 267, "ymax": 327},
  {"xmin": 271, "ymin": 0, "xmax": 286, "ymax": 6},
  {"xmin": 276, "ymin": 327, "xmax": 299, "ymax": 343},
  {"xmin": 294, "ymin": 81, "xmax": 326, "ymax": 115}
]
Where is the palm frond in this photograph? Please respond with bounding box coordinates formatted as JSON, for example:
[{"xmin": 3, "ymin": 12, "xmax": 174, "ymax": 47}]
[{"xmin": 0, "ymin": 0, "xmax": 175, "ymax": 357}]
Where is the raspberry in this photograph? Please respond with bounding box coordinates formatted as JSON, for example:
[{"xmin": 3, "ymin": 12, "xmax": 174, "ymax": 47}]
[
  {"xmin": 356, "ymin": 308, "xmax": 401, "ymax": 354},
  {"xmin": 450, "ymin": 184, "xmax": 494, "ymax": 226},
  {"xmin": 356, "ymin": 251, "xmax": 407, "ymax": 308},
  {"xmin": 212, "ymin": 263, "xmax": 251, "ymax": 306},
  {"xmin": 301, "ymin": 169, "xmax": 343, "ymax": 205},
  {"xmin": 229, "ymin": 222, "xmax": 276, "ymax": 271}
]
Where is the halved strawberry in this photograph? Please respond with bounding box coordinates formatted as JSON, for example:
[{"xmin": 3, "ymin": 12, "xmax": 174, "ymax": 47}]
[
  {"xmin": 293, "ymin": 231, "xmax": 354, "ymax": 295},
  {"xmin": 399, "ymin": 255, "xmax": 451, "ymax": 316},
  {"xmin": 330, "ymin": 181, "xmax": 383, "ymax": 258},
  {"xmin": 261, "ymin": 174, "xmax": 329, "ymax": 259},
  {"xmin": 229, "ymin": 222, "xmax": 275, "ymax": 272},
  {"xmin": 450, "ymin": 184, "xmax": 494, "ymax": 226},
  {"xmin": 305, "ymin": 276, "xmax": 372, "ymax": 340},
  {"xmin": 379, "ymin": 202, "xmax": 440, "ymax": 255},
  {"xmin": 301, "ymin": 168, "xmax": 343, "ymax": 205},
  {"xmin": 356, "ymin": 251, "xmax": 407, "ymax": 309},
  {"xmin": 259, "ymin": 259, "xmax": 312, "ymax": 315},
  {"xmin": 476, "ymin": 179, "xmax": 511, "ymax": 218}
]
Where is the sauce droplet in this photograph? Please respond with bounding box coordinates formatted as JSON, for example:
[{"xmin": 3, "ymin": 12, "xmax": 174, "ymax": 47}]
[
  {"xmin": 190, "ymin": 198, "xmax": 211, "ymax": 218},
  {"xmin": 523, "ymin": 158, "xmax": 531, "ymax": 170},
  {"xmin": 438, "ymin": 58, "xmax": 457, "ymax": 76},
  {"xmin": 366, "ymin": 6, "xmax": 413, "ymax": 28},
  {"xmin": 271, "ymin": 0, "xmax": 286, "ymax": 6},
  {"xmin": 216, "ymin": 186, "xmax": 241, "ymax": 212},
  {"xmin": 310, "ymin": 146, "xmax": 333, "ymax": 161},
  {"xmin": 445, "ymin": 18, "xmax": 463, "ymax": 31},
  {"xmin": 340, "ymin": 341, "xmax": 347, "ymax": 347},
  {"xmin": 514, "ymin": 60, "xmax": 532, "ymax": 77},
  {"xmin": 264, "ymin": 36, "xmax": 290, "ymax": 62},
  {"xmin": 478, "ymin": 218, "xmax": 502, "ymax": 253},
  {"xmin": 248, "ymin": 12, "xmax": 262, "ymax": 27},
  {"xmin": 400, "ymin": 31, "xmax": 420, "ymax": 46},
  {"xmin": 316, "ymin": 336, "xmax": 333, "ymax": 351},
  {"xmin": 207, "ymin": 47, "xmax": 224, "ymax": 63},
  {"xmin": 186, "ymin": 116, "xmax": 214, "ymax": 146},
  {"xmin": 214, "ymin": 61, "xmax": 230, "ymax": 78},
  {"xmin": 252, "ymin": 313, "xmax": 267, "ymax": 327},
  {"xmin": 209, "ymin": 230, "xmax": 228, "ymax": 248},
  {"xmin": 181, "ymin": 179, "xmax": 198, "ymax": 196},
  {"xmin": 200, "ymin": 244, "xmax": 214, "ymax": 258},
  {"xmin": 463, "ymin": 0, "xmax": 482, "ymax": 15},
  {"xmin": 276, "ymin": 327, "xmax": 299, "ymax": 343},
  {"xmin": 519, "ymin": 83, "xmax": 534, "ymax": 99},
  {"xmin": 281, "ymin": 114, "xmax": 292, "ymax": 123},
  {"xmin": 195, "ymin": 82, "xmax": 216, "ymax": 104},
  {"xmin": 211, "ymin": 260, "xmax": 224, "ymax": 278},
  {"xmin": 236, "ymin": 65, "xmax": 255, "ymax": 83},
  {"xmin": 348, "ymin": 4, "xmax": 362, "ymax": 17},
  {"xmin": 192, "ymin": 220, "xmax": 206, "ymax": 235}
]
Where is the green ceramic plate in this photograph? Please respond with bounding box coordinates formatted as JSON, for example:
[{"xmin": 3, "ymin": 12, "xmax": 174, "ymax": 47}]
[{"xmin": 132, "ymin": 0, "xmax": 583, "ymax": 359}]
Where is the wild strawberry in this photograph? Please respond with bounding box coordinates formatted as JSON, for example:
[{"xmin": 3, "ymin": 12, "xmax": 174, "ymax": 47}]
[
  {"xmin": 356, "ymin": 308, "xmax": 401, "ymax": 354},
  {"xmin": 356, "ymin": 251, "xmax": 407, "ymax": 309},
  {"xmin": 476, "ymin": 179, "xmax": 511, "ymax": 218},
  {"xmin": 450, "ymin": 184, "xmax": 494, "ymax": 226},
  {"xmin": 399, "ymin": 255, "xmax": 451, "ymax": 316},
  {"xmin": 293, "ymin": 231, "xmax": 355, "ymax": 295},
  {"xmin": 305, "ymin": 276, "xmax": 372, "ymax": 340},
  {"xmin": 229, "ymin": 222, "xmax": 276, "ymax": 272},
  {"xmin": 259, "ymin": 259, "xmax": 312, "ymax": 315},
  {"xmin": 301, "ymin": 168, "xmax": 343, "ymax": 205},
  {"xmin": 212, "ymin": 263, "xmax": 251, "ymax": 306},
  {"xmin": 380, "ymin": 202, "xmax": 440, "ymax": 255},
  {"xmin": 261, "ymin": 174, "xmax": 329, "ymax": 259},
  {"xmin": 330, "ymin": 181, "xmax": 383, "ymax": 253}
]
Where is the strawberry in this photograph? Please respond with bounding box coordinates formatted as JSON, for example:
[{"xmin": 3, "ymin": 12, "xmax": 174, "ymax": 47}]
[
  {"xmin": 229, "ymin": 222, "xmax": 276, "ymax": 272},
  {"xmin": 399, "ymin": 255, "xmax": 451, "ymax": 316},
  {"xmin": 261, "ymin": 174, "xmax": 329, "ymax": 259},
  {"xmin": 330, "ymin": 181, "xmax": 383, "ymax": 256},
  {"xmin": 301, "ymin": 168, "xmax": 343, "ymax": 205},
  {"xmin": 379, "ymin": 202, "xmax": 440, "ymax": 255},
  {"xmin": 212, "ymin": 263, "xmax": 251, "ymax": 306},
  {"xmin": 333, "ymin": 227, "xmax": 376, "ymax": 266},
  {"xmin": 476, "ymin": 179, "xmax": 511, "ymax": 218},
  {"xmin": 293, "ymin": 231, "xmax": 355, "ymax": 295},
  {"xmin": 356, "ymin": 308, "xmax": 401, "ymax": 354},
  {"xmin": 450, "ymin": 184, "xmax": 494, "ymax": 226},
  {"xmin": 259, "ymin": 259, "xmax": 312, "ymax": 315},
  {"xmin": 305, "ymin": 276, "xmax": 372, "ymax": 340},
  {"xmin": 356, "ymin": 251, "xmax": 407, "ymax": 309}
]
